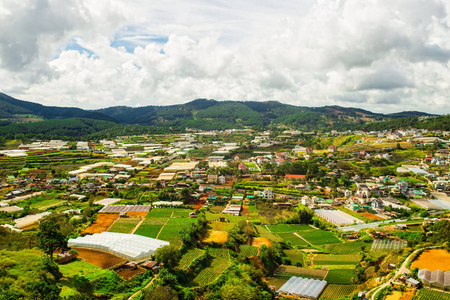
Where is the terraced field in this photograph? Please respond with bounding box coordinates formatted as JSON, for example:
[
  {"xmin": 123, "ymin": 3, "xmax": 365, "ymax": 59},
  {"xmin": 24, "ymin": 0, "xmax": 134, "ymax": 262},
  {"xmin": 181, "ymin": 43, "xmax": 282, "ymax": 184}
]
[
  {"xmin": 192, "ymin": 258, "xmax": 231, "ymax": 286},
  {"xmin": 177, "ymin": 249, "xmax": 204, "ymax": 271},
  {"xmin": 239, "ymin": 245, "xmax": 259, "ymax": 257},
  {"xmin": 208, "ymin": 248, "xmax": 230, "ymax": 260},
  {"xmin": 319, "ymin": 284, "xmax": 358, "ymax": 299}
]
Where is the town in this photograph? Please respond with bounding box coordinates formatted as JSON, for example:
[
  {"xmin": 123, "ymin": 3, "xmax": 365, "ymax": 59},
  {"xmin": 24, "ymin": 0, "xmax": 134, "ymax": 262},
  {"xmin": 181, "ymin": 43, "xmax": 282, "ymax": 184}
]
[{"xmin": 1, "ymin": 127, "xmax": 450, "ymax": 300}]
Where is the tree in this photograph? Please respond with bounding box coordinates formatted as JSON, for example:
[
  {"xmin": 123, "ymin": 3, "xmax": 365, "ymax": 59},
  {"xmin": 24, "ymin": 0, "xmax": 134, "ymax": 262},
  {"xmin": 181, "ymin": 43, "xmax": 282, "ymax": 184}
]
[
  {"xmin": 37, "ymin": 218, "xmax": 68, "ymax": 261},
  {"xmin": 144, "ymin": 285, "xmax": 179, "ymax": 300},
  {"xmin": 220, "ymin": 278, "xmax": 258, "ymax": 300},
  {"xmin": 154, "ymin": 245, "xmax": 180, "ymax": 269}
]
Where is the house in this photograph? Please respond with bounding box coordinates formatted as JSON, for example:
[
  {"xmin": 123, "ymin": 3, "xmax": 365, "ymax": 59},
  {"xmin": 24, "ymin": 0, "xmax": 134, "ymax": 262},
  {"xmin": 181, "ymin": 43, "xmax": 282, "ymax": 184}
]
[
  {"xmin": 218, "ymin": 175, "xmax": 226, "ymax": 184},
  {"xmin": 355, "ymin": 184, "xmax": 370, "ymax": 203},
  {"xmin": 238, "ymin": 163, "xmax": 249, "ymax": 173},
  {"xmin": 125, "ymin": 262, "xmax": 138, "ymax": 270},
  {"xmin": 371, "ymin": 199, "xmax": 384, "ymax": 209},
  {"xmin": 329, "ymin": 145, "xmax": 338, "ymax": 152},
  {"xmin": 208, "ymin": 175, "xmax": 218, "ymax": 184},
  {"xmin": 56, "ymin": 252, "xmax": 74, "ymax": 264},
  {"xmin": 142, "ymin": 261, "xmax": 159, "ymax": 273},
  {"xmin": 222, "ymin": 204, "xmax": 242, "ymax": 216},
  {"xmin": 189, "ymin": 212, "xmax": 198, "ymax": 218},
  {"xmin": 199, "ymin": 185, "xmax": 206, "ymax": 193},
  {"xmin": 397, "ymin": 180, "xmax": 408, "ymax": 194},
  {"xmin": 406, "ymin": 277, "xmax": 420, "ymax": 288},
  {"xmin": 263, "ymin": 188, "xmax": 274, "ymax": 199},
  {"xmin": 306, "ymin": 148, "xmax": 313, "ymax": 154}
]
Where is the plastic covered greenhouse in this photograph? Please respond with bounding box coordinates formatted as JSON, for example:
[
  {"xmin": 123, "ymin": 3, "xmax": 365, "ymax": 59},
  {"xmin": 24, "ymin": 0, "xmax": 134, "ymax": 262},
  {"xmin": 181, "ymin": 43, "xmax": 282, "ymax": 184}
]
[{"xmin": 68, "ymin": 232, "xmax": 169, "ymax": 262}]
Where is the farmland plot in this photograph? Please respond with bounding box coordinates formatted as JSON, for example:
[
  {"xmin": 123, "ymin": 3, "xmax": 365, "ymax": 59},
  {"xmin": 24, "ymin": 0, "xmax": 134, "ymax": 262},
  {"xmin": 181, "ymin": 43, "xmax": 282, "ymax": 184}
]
[
  {"xmin": 177, "ymin": 249, "xmax": 204, "ymax": 271},
  {"xmin": 326, "ymin": 242, "xmax": 368, "ymax": 254},
  {"xmin": 324, "ymin": 269, "xmax": 354, "ymax": 284},
  {"xmin": 371, "ymin": 239, "xmax": 407, "ymax": 254},
  {"xmin": 319, "ymin": 284, "xmax": 358, "ymax": 300},
  {"xmin": 299, "ymin": 230, "xmax": 342, "ymax": 245},
  {"xmin": 274, "ymin": 265, "xmax": 327, "ymax": 280},
  {"xmin": 134, "ymin": 224, "xmax": 163, "ymax": 238},
  {"xmin": 313, "ymin": 254, "xmax": 361, "ymax": 266},
  {"xmin": 255, "ymin": 225, "xmax": 282, "ymax": 242},
  {"xmin": 284, "ymin": 249, "xmax": 304, "ymax": 266},
  {"xmin": 192, "ymin": 258, "xmax": 230, "ymax": 286},
  {"xmin": 413, "ymin": 289, "xmax": 450, "ymax": 300},
  {"xmin": 208, "ymin": 248, "xmax": 230, "ymax": 260},
  {"xmin": 267, "ymin": 224, "xmax": 313, "ymax": 233},
  {"xmin": 108, "ymin": 217, "xmax": 141, "ymax": 233},
  {"xmin": 276, "ymin": 232, "xmax": 309, "ymax": 247},
  {"xmin": 239, "ymin": 245, "xmax": 258, "ymax": 257}
]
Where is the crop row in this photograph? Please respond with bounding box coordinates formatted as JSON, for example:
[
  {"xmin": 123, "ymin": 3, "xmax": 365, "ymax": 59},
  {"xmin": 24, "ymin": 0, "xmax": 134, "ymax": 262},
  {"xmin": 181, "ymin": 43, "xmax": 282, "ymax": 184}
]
[{"xmin": 192, "ymin": 258, "xmax": 230, "ymax": 286}]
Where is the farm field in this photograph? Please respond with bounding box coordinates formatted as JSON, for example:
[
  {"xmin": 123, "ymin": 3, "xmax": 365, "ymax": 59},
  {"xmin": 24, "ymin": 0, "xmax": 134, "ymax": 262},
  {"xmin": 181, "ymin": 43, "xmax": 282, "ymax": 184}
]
[
  {"xmin": 381, "ymin": 254, "xmax": 401, "ymax": 272},
  {"xmin": 255, "ymin": 225, "xmax": 282, "ymax": 242},
  {"xmin": 412, "ymin": 288, "xmax": 450, "ymax": 300},
  {"xmin": 324, "ymin": 269, "xmax": 354, "ymax": 284},
  {"xmin": 208, "ymin": 248, "xmax": 230, "ymax": 260},
  {"xmin": 108, "ymin": 217, "xmax": 141, "ymax": 233},
  {"xmin": 267, "ymin": 276, "xmax": 290, "ymax": 289},
  {"xmin": 276, "ymin": 232, "xmax": 310, "ymax": 247},
  {"xmin": 191, "ymin": 258, "xmax": 230, "ymax": 286},
  {"xmin": 274, "ymin": 265, "xmax": 327, "ymax": 280},
  {"xmin": 134, "ymin": 224, "xmax": 163, "ymax": 238},
  {"xmin": 407, "ymin": 225, "xmax": 423, "ymax": 232},
  {"xmin": 126, "ymin": 211, "xmax": 148, "ymax": 218},
  {"xmin": 299, "ymin": 230, "xmax": 342, "ymax": 245},
  {"xmin": 283, "ymin": 249, "xmax": 304, "ymax": 266},
  {"xmin": 201, "ymin": 231, "xmax": 229, "ymax": 243},
  {"xmin": 71, "ymin": 247, "xmax": 126, "ymax": 269},
  {"xmin": 267, "ymin": 224, "xmax": 313, "ymax": 233},
  {"xmin": 157, "ymin": 217, "xmax": 197, "ymax": 245},
  {"xmin": 177, "ymin": 249, "xmax": 204, "ymax": 270},
  {"xmin": 411, "ymin": 249, "xmax": 450, "ymax": 271},
  {"xmin": 252, "ymin": 237, "xmax": 271, "ymax": 247},
  {"xmin": 146, "ymin": 208, "xmax": 174, "ymax": 218},
  {"xmin": 371, "ymin": 239, "xmax": 407, "ymax": 254},
  {"xmin": 313, "ymin": 254, "xmax": 361, "ymax": 265},
  {"xmin": 239, "ymin": 245, "xmax": 258, "ymax": 257},
  {"xmin": 358, "ymin": 212, "xmax": 384, "ymax": 220},
  {"xmin": 209, "ymin": 222, "xmax": 235, "ymax": 231},
  {"xmin": 319, "ymin": 284, "xmax": 358, "ymax": 300},
  {"xmin": 81, "ymin": 214, "xmax": 120, "ymax": 234},
  {"xmin": 326, "ymin": 242, "xmax": 368, "ymax": 254}
]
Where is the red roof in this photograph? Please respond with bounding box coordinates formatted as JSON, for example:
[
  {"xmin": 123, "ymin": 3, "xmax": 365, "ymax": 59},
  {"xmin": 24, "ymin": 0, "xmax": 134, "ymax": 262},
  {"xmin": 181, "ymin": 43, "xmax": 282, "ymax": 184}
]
[{"xmin": 285, "ymin": 174, "xmax": 306, "ymax": 179}]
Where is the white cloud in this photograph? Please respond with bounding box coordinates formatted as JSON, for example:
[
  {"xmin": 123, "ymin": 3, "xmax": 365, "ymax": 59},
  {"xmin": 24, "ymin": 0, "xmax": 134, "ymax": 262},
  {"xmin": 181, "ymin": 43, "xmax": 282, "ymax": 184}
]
[{"xmin": 0, "ymin": 0, "xmax": 450, "ymax": 114}]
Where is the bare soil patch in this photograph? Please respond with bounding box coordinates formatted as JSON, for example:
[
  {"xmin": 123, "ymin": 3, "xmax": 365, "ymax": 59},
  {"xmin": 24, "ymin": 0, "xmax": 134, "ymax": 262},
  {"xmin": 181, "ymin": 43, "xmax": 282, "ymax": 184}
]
[
  {"xmin": 252, "ymin": 237, "xmax": 271, "ymax": 248},
  {"xmin": 194, "ymin": 196, "xmax": 206, "ymax": 210},
  {"xmin": 81, "ymin": 214, "xmax": 119, "ymax": 234},
  {"xmin": 386, "ymin": 291, "xmax": 402, "ymax": 300},
  {"xmin": 117, "ymin": 267, "xmax": 146, "ymax": 279},
  {"xmin": 411, "ymin": 249, "xmax": 450, "ymax": 271},
  {"xmin": 359, "ymin": 212, "xmax": 384, "ymax": 220},
  {"xmin": 242, "ymin": 205, "xmax": 249, "ymax": 216},
  {"xmin": 126, "ymin": 211, "xmax": 148, "ymax": 218},
  {"xmin": 72, "ymin": 247, "xmax": 126, "ymax": 269},
  {"xmin": 201, "ymin": 231, "xmax": 228, "ymax": 243}
]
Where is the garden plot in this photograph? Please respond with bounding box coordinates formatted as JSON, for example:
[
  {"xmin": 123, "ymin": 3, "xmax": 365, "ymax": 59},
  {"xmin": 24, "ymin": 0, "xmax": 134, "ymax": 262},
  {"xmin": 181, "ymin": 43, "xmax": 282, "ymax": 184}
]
[
  {"xmin": 177, "ymin": 249, "xmax": 204, "ymax": 271},
  {"xmin": 284, "ymin": 249, "xmax": 304, "ymax": 266},
  {"xmin": 81, "ymin": 214, "xmax": 119, "ymax": 234},
  {"xmin": 267, "ymin": 224, "xmax": 313, "ymax": 233},
  {"xmin": 239, "ymin": 245, "xmax": 259, "ymax": 257},
  {"xmin": 274, "ymin": 265, "xmax": 327, "ymax": 280},
  {"xmin": 208, "ymin": 248, "xmax": 230, "ymax": 260},
  {"xmin": 108, "ymin": 217, "xmax": 141, "ymax": 233},
  {"xmin": 319, "ymin": 284, "xmax": 358, "ymax": 300},
  {"xmin": 371, "ymin": 239, "xmax": 407, "ymax": 254},
  {"xmin": 326, "ymin": 242, "xmax": 368, "ymax": 254},
  {"xmin": 324, "ymin": 269, "xmax": 354, "ymax": 284},
  {"xmin": 313, "ymin": 254, "xmax": 361, "ymax": 266},
  {"xmin": 277, "ymin": 232, "xmax": 310, "ymax": 247},
  {"xmin": 315, "ymin": 209, "xmax": 364, "ymax": 226}
]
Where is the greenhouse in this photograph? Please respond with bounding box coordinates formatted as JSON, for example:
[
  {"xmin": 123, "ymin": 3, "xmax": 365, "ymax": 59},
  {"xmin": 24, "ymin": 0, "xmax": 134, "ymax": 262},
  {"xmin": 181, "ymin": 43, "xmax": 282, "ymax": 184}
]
[
  {"xmin": 278, "ymin": 276, "xmax": 327, "ymax": 300},
  {"xmin": 68, "ymin": 232, "xmax": 169, "ymax": 262}
]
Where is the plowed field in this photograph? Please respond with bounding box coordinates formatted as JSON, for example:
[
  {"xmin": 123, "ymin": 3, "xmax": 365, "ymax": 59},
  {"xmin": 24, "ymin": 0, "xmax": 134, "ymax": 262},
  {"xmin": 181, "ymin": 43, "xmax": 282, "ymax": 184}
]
[
  {"xmin": 81, "ymin": 214, "xmax": 119, "ymax": 234},
  {"xmin": 72, "ymin": 247, "xmax": 126, "ymax": 269}
]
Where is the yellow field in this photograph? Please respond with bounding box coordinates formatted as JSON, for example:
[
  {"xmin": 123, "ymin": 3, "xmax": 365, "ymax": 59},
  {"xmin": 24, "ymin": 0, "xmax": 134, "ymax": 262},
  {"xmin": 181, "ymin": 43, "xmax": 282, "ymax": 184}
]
[{"xmin": 411, "ymin": 249, "xmax": 450, "ymax": 271}]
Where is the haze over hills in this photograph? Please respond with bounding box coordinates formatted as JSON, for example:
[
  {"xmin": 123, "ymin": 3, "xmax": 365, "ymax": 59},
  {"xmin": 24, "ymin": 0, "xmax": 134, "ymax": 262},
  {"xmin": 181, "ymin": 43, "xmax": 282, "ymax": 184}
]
[{"xmin": 0, "ymin": 92, "xmax": 436, "ymax": 129}]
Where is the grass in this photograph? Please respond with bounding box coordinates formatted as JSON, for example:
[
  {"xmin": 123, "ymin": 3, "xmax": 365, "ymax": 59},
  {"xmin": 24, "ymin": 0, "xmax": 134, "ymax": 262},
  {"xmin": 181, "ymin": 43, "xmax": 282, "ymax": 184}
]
[
  {"xmin": 277, "ymin": 232, "xmax": 310, "ymax": 247},
  {"xmin": 108, "ymin": 217, "xmax": 141, "ymax": 233},
  {"xmin": 299, "ymin": 230, "xmax": 342, "ymax": 245},
  {"xmin": 324, "ymin": 269, "xmax": 354, "ymax": 284}
]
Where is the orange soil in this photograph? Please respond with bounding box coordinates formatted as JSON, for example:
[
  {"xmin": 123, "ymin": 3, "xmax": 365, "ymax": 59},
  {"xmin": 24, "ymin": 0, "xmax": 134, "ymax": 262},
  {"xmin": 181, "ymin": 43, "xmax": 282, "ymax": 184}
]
[
  {"xmin": 81, "ymin": 214, "xmax": 119, "ymax": 234},
  {"xmin": 242, "ymin": 205, "xmax": 249, "ymax": 216},
  {"xmin": 411, "ymin": 249, "xmax": 450, "ymax": 271},
  {"xmin": 117, "ymin": 268, "xmax": 146, "ymax": 279},
  {"xmin": 126, "ymin": 211, "xmax": 148, "ymax": 218},
  {"xmin": 359, "ymin": 212, "xmax": 384, "ymax": 220},
  {"xmin": 194, "ymin": 196, "xmax": 206, "ymax": 210},
  {"xmin": 252, "ymin": 237, "xmax": 271, "ymax": 248},
  {"xmin": 72, "ymin": 247, "xmax": 126, "ymax": 269},
  {"xmin": 201, "ymin": 230, "xmax": 228, "ymax": 243},
  {"xmin": 399, "ymin": 290, "xmax": 415, "ymax": 300}
]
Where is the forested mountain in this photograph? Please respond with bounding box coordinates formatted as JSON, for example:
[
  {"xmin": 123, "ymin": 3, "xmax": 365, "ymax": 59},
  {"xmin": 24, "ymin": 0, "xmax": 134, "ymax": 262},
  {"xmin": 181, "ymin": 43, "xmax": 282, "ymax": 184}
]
[
  {"xmin": 0, "ymin": 93, "xmax": 114, "ymax": 122},
  {"xmin": 0, "ymin": 92, "xmax": 440, "ymax": 134}
]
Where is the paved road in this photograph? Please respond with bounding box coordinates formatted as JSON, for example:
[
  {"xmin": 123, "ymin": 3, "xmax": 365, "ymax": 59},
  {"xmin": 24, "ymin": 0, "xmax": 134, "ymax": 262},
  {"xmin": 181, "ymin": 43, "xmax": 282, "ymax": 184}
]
[
  {"xmin": 368, "ymin": 247, "xmax": 438, "ymax": 300},
  {"xmin": 338, "ymin": 219, "xmax": 408, "ymax": 232}
]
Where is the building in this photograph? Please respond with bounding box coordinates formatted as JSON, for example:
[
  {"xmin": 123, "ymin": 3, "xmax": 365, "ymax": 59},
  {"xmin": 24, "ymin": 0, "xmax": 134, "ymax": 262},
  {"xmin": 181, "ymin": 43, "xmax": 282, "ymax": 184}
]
[
  {"xmin": 222, "ymin": 204, "xmax": 242, "ymax": 216},
  {"xmin": 418, "ymin": 269, "xmax": 450, "ymax": 290},
  {"xmin": 263, "ymin": 188, "xmax": 274, "ymax": 199},
  {"xmin": 218, "ymin": 175, "xmax": 226, "ymax": 184},
  {"xmin": 328, "ymin": 145, "xmax": 338, "ymax": 152}
]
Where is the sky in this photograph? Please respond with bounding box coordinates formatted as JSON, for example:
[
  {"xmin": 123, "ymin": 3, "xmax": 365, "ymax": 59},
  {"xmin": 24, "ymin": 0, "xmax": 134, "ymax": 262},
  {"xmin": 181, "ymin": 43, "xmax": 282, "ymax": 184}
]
[{"xmin": 1, "ymin": 0, "xmax": 450, "ymax": 114}]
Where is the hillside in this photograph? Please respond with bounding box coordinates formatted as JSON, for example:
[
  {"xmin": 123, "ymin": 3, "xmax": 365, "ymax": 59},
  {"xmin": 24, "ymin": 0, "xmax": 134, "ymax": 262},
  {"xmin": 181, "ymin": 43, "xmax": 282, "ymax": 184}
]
[{"xmin": 0, "ymin": 93, "xmax": 439, "ymax": 134}]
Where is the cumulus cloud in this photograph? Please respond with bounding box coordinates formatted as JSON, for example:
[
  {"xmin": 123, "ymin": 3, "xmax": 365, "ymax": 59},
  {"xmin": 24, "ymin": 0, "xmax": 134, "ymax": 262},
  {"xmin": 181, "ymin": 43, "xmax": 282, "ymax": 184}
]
[{"xmin": 0, "ymin": 0, "xmax": 450, "ymax": 114}]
